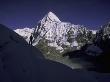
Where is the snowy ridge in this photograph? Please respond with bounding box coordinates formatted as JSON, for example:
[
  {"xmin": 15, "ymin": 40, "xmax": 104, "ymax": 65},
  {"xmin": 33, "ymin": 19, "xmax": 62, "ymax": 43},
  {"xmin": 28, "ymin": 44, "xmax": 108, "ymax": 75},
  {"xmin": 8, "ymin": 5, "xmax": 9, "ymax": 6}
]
[{"xmin": 14, "ymin": 27, "xmax": 34, "ymax": 41}]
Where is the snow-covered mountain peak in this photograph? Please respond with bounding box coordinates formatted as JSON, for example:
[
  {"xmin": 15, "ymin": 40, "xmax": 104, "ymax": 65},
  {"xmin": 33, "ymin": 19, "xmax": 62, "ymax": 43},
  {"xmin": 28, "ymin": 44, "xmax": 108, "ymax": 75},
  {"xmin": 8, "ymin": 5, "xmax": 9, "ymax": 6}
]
[
  {"xmin": 41, "ymin": 11, "xmax": 61, "ymax": 23},
  {"xmin": 14, "ymin": 12, "xmax": 97, "ymax": 52}
]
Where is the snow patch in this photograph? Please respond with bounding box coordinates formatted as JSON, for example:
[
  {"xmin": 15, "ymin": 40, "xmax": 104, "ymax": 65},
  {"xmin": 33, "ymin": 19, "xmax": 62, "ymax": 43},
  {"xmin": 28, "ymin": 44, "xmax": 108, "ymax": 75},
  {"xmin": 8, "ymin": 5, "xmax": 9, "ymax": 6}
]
[
  {"xmin": 90, "ymin": 30, "xmax": 97, "ymax": 34},
  {"xmin": 71, "ymin": 41, "xmax": 78, "ymax": 47}
]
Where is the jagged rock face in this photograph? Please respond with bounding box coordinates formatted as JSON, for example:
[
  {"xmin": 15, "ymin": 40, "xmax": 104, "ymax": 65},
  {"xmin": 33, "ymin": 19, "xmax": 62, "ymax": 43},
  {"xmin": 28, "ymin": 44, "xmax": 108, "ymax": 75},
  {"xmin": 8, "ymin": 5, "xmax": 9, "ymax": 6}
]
[
  {"xmin": 95, "ymin": 22, "xmax": 110, "ymax": 49},
  {"xmin": 101, "ymin": 22, "xmax": 110, "ymax": 36},
  {"xmin": 96, "ymin": 22, "xmax": 110, "ymax": 38},
  {"xmin": 95, "ymin": 22, "xmax": 110, "ymax": 45},
  {"xmin": 33, "ymin": 12, "xmax": 96, "ymax": 52}
]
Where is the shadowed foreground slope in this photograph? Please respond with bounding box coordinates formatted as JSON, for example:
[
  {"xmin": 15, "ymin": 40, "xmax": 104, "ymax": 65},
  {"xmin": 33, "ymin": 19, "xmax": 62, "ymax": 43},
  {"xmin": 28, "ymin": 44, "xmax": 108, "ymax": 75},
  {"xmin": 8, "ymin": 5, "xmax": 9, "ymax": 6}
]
[{"xmin": 0, "ymin": 24, "xmax": 109, "ymax": 82}]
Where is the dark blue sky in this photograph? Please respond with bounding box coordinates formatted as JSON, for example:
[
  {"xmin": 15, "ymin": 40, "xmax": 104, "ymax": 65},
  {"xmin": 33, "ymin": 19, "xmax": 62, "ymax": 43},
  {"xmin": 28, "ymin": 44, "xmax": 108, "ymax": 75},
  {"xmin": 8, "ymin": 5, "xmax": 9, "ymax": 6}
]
[{"xmin": 0, "ymin": 0, "xmax": 110, "ymax": 29}]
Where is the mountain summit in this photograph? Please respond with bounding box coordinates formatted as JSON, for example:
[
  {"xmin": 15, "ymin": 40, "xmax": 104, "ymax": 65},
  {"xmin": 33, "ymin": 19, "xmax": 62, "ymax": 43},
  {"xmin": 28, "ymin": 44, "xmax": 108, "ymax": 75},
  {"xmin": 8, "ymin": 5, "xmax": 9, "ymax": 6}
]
[
  {"xmin": 32, "ymin": 12, "xmax": 96, "ymax": 52},
  {"xmin": 41, "ymin": 12, "xmax": 61, "ymax": 23}
]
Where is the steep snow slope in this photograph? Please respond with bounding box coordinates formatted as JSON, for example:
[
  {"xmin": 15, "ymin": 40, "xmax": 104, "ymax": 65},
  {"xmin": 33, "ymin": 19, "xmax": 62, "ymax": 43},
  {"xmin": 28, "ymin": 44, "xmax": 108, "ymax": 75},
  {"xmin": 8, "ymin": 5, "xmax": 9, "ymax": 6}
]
[{"xmin": 1, "ymin": 24, "xmax": 109, "ymax": 82}]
